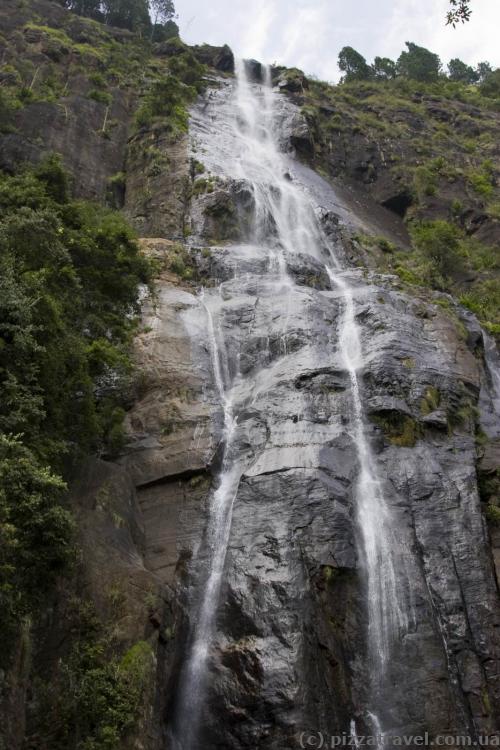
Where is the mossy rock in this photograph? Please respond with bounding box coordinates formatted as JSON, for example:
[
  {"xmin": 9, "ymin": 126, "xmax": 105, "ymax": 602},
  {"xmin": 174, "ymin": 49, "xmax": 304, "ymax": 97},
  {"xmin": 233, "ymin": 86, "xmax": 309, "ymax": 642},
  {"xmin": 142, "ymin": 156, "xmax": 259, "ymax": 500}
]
[
  {"xmin": 372, "ymin": 409, "xmax": 420, "ymax": 447},
  {"xmin": 420, "ymin": 386, "xmax": 440, "ymax": 415}
]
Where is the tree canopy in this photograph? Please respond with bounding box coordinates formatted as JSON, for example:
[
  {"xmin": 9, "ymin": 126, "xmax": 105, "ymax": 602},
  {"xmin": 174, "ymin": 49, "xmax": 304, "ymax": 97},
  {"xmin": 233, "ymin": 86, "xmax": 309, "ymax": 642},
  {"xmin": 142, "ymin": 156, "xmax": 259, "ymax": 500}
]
[
  {"xmin": 60, "ymin": 0, "xmax": 177, "ymax": 34},
  {"xmin": 338, "ymin": 46, "xmax": 372, "ymax": 83},
  {"xmin": 397, "ymin": 42, "xmax": 441, "ymax": 82},
  {"xmin": 372, "ymin": 56, "xmax": 397, "ymax": 81},
  {"xmin": 447, "ymin": 58, "xmax": 478, "ymax": 83},
  {"xmin": 336, "ymin": 42, "xmax": 497, "ymax": 95}
]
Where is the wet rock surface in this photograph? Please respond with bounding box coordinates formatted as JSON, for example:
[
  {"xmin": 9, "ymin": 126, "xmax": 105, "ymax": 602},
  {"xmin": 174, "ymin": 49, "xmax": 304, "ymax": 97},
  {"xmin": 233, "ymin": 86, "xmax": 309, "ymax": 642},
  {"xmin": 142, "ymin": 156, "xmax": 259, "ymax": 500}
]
[{"xmin": 132, "ymin": 77, "xmax": 500, "ymax": 748}]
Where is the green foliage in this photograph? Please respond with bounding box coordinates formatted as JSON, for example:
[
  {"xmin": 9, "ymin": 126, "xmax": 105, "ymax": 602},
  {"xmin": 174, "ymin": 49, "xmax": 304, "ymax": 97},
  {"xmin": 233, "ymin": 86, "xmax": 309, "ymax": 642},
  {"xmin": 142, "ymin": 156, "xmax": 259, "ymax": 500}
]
[
  {"xmin": 446, "ymin": 0, "xmax": 472, "ymax": 26},
  {"xmin": 150, "ymin": 0, "xmax": 176, "ymax": 40},
  {"xmin": 151, "ymin": 19, "xmax": 179, "ymax": 42},
  {"xmin": 409, "ymin": 220, "xmax": 462, "ymax": 276},
  {"xmin": 167, "ymin": 243, "xmax": 197, "ymax": 281},
  {"xmin": 447, "ymin": 58, "xmax": 478, "ymax": 83},
  {"xmin": 485, "ymin": 504, "xmax": 500, "ymax": 525},
  {"xmin": 0, "ymin": 157, "xmax": 151, "ymax": 660},
  {"xmin": 192, "ymin": 177, "xmax": 215, "ymax": 196},
  {"xmin": 397, "ymin": 42, "xmax": 441, "ymax": 82},
  {"xmin": 62, "ymin": 0, "xmax": 104, "ymax": 21},
  {"xmin": 88, "ymin": 89, "xmax": 113, "ymax": 105},
  {"xmin": 372, "ymin": 411, "xmax": 419, "ymax": 447},
  {"xmin": 102, "ymin": 0, "xmax": 151, "ymax": 33},
  {"xmin": 413, "ymin": 165, "xmax": 438, "ymax": 199},
  {"xmin": 372, "ymin": 56, "xmax": 397, "ymax": 80},
  {"xmin": 338, "ymin": 46, "xmax": 372, "ymax": 83},
  {"xmin": 134, "ymin": 49, "xmax": 205, "ymax": 134},
  {"xmin": 0, "ymin": 88, "xmax": 20, "ymax": 133},
  {"xmin": 63, "ymin": 0, "xmax": 177, "ymax": 36},
  {"xmin": 468, "ymin": 160, "xmax": 495, "ymax": 197},
  {"xmin": 459, "ymin": 280, "xmax": 500, "ymax": 335},
  {"xmin": 476, "ymin": 61, "xmax": 493, "ymax": 83},
  {"xmin": 0, "ymin": 435, "xmax": 75, "ymax": 659},
  {"xmin": 479, "ymin": 69, "xmax": 500, "ymax": 99},
  {"xmin": 35, "ymin": 598, "xmax": 153, "ymax": 749},
  {"xmin": 420, "ymin": 386, "xmax": 441, "ymax": 415}
]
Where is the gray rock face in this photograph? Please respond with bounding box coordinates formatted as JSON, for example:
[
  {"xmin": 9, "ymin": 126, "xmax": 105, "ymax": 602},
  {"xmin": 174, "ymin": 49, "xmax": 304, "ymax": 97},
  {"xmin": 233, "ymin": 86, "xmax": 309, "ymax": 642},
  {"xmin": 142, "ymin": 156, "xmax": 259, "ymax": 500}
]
[{"xmin": 119, "ymin": 78, "xmax": 500, "ymax": 748}]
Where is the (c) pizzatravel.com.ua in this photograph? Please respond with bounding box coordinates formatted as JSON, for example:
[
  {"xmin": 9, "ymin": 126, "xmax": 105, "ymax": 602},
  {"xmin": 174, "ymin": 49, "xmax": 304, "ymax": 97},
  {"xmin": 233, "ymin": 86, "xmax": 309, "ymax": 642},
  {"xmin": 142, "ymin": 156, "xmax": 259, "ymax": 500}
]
[{"xmin": 299, "ymin": 732, "xmax": 500, "ymax": 748}]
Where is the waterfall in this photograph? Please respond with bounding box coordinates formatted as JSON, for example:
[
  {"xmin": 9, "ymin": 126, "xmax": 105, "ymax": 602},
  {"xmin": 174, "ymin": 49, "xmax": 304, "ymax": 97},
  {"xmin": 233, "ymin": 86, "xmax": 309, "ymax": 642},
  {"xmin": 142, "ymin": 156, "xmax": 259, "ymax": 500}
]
[{"xmin": 171, "ymin": 60, "xmax": 413, "ymax": 747}]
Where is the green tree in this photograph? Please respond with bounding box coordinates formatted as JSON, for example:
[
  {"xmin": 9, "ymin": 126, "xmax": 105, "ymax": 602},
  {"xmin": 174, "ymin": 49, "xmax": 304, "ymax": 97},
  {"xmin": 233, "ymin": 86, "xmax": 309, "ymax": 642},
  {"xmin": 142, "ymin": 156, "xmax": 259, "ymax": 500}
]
[
  {"xmin": 447, "ymin": 57, "xmax": 478, "ymax": 83},
  {"xmin": 397, "ymin": 42, "xmax": 441, "ymax": 82},
  {"xmin": 372, "ymin": 56, "xmax": 397, "ymax": 80},
  {"xmin": 60, "ymin": 0, "xmax": 104, "ymax": 21},
  {"xmin": 102, "ymin": 0, "xmax": 151, "ymax": 32},
  {"xmin": 479, "ymin": 69, "xmax": 500, "ymax": 98},
  {"xmin": 150, "ymin": 0, "xmax": 176, "ymax": 39},
  {"xmin": 151, "ymin": 18, "xmax": 179, "ymax": 42},
  {"xmin": 476, "ymin": 61, "xmax": 493, "ymax": 82},
  {"xmin": 338, "ymin": 46, "xmax": 372, "ymax": 83}
]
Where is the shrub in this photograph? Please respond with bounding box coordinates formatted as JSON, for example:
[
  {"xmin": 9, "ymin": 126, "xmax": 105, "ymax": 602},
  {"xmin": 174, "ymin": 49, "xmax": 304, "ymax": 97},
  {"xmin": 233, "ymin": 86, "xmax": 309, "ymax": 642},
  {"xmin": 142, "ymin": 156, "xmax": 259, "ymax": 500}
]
[
  {"xmin": 88, "ymin": 88, "xmax": 113, "ymax": 105},
  {"xmin": 409, "ymin": 220, "xmax": 462, "ymax": 276},
  {"xmin": 34, "ymin": 599, "xmax": 153, "ymax": 749},
  {"xmin": 468, "ymin": 161, "xmax": 495, "ymax": 197}
]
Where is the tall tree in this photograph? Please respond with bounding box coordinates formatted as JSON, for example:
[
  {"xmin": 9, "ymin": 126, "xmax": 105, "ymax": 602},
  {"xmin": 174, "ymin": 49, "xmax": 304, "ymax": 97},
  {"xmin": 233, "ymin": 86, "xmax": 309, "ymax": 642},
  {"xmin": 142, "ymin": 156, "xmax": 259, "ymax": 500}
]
[
  {"xmin": 149, "ymin": 0, "xmax": 176, "ymax": 40},
  {"xmin": 150, "ymin": 0, "xmax": 175, "ymax": 26},
  {"xmin": 338, "ymin": 46, "xmax": 372, "ymax": 83},
  {"xmin": 447, "ymin": 58, "xmax": 478, "ymax": 83},
  {"xmin": 476, "ymin": 61, "xmax": 493, "ymax": 83},
  {"xmin": 397, "ymin": 42, "xmax": 441, "ymax": 83}
]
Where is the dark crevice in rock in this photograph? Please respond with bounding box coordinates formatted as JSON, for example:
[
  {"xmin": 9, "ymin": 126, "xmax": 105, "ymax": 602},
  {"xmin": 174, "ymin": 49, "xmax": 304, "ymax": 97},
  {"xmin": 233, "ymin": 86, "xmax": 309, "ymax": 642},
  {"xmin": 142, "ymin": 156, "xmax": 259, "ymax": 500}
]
[
  {"xmin": 381, "ymin": 190, "xmax": 413, "ymax": 217},
  {"xmin": 136, "ymin": 467, "xmax": 210, "ymax": 490}
]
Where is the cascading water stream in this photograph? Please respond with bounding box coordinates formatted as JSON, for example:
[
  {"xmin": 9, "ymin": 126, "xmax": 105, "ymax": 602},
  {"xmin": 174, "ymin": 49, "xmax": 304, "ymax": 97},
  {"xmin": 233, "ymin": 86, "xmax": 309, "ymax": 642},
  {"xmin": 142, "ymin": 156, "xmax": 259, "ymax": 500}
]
[
  {"xmin": 171, "ymin": 60, "xmax": 413, "ymax": 747},
  {"xmin": 171, "ymin": 292, "xmax": 242, "ymax": 750},
  {"xmin": 326, "ymin": 266, "xmax": 409, "ymax": 679}
]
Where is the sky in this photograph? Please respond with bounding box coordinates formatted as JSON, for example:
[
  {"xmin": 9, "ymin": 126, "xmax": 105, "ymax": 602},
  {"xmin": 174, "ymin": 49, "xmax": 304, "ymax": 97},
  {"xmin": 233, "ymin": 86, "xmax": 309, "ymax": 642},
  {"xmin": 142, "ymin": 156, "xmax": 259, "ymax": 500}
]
[{"xmin": 177, "ymin": 0, "xmax": 500, "ymax": 82}]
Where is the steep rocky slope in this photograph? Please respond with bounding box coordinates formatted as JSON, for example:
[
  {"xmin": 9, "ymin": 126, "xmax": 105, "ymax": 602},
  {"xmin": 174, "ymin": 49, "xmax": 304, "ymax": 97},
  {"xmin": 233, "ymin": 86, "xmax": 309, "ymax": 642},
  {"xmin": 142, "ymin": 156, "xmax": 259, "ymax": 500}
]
[{"xmin": 0, "ymin": 3, "xmax": 499, "ymax": 748}]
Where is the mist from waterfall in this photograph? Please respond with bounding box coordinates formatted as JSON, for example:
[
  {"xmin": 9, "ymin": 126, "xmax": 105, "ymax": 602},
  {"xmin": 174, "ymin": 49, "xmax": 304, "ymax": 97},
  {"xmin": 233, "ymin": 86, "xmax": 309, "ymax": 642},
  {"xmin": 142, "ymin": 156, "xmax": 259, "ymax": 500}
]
[{"xmin": 170, "ymin": 59, "xmax": 413, "ymax": 748}]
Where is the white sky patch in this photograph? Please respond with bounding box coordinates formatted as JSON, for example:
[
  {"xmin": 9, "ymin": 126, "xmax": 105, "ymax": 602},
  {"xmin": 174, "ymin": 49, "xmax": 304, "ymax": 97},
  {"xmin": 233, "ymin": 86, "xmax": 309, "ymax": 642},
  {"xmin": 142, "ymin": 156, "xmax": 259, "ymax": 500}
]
[
  {"xmin": 179, "ymin": 0, "xmax": 500, "ymax": 81},
  {"xmin": 239, "ymin": 0, "xmax": 277, "ymax": 60}
]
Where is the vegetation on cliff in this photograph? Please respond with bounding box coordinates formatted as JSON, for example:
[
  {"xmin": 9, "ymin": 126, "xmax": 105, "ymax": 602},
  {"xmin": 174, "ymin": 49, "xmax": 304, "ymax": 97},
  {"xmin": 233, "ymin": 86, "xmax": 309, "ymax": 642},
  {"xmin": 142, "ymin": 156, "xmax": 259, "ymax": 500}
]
[
  {"xmin": 56, "ymin": 0, "xmax": 178, "ymax": 39},
  {"xmin": 288, "ymin": 43, "xmax": 499, "ymax": 337},
  {"xmin": 31, "ymin": 598, "xmax": 153, "ymax": 750},
  {"xmin": 0, "ymin": 156, "xmax": 150, "ymax": 661}
]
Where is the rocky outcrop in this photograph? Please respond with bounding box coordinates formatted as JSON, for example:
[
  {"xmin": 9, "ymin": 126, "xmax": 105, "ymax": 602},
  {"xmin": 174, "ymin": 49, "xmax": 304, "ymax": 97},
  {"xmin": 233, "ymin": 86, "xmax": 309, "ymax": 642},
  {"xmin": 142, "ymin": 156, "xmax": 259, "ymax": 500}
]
[
  {"xmin": 125, "ymin": 132, "xmax": 190, "ymax": 239},
  {"xmin": 286, "ymin": 78, "xmax": 500, "ymax": 247},
  {"xmin": 191, "ymin": 43, "xmax": 234, "ymax": 73}
]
